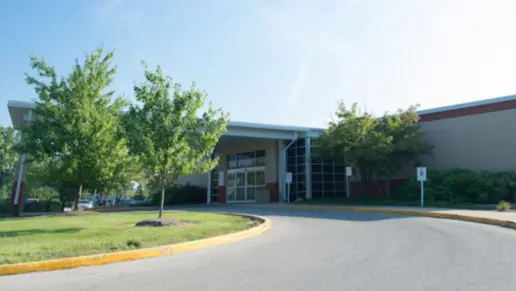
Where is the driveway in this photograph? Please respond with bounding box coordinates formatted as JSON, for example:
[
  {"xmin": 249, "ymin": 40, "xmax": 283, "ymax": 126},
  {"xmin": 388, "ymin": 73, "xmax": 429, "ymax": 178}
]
[{"xmin": 2, "ymin": 205, "xmax": 516, "ymax": 291}]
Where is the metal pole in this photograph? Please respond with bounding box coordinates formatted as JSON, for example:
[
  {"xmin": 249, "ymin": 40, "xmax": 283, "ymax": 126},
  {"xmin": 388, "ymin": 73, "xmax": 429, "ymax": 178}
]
[
  {"xmin": 287, "ymin": 183, "xmax": 291, "ymax": 203},
  {"xmin": 420, "ymin": 180, "xmax": 424, "ymax": 207},
  {"xmin": 13, "ymin": 154, "xmax": 26, "ymax": 217},
  {"xmin": 346, "ymin": 175, "xmax": 350, "ymax": 198}
]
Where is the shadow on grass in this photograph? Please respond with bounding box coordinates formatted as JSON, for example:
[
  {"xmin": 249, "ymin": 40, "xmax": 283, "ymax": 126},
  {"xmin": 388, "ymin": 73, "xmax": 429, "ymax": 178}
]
[{"xmin": 0, "ymin": 227, "xmax": 83, "ymax": 238}]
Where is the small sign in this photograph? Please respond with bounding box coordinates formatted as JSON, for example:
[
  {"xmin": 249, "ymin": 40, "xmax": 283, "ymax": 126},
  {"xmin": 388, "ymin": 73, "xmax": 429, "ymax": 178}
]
[
  {"xmin": 417, "ymin": 167, "xmax": 427, "ymax": 182},
  {"xmin": 286, "ymin": 172, "xmax": 293, "ymax": 184},
  {"xmin": 218, "ymin": 171, "xmax": 225, "ymax": 186},
  {"xmin": 346, "ymin": 167, "xmax": 353, "ymax": 177}
]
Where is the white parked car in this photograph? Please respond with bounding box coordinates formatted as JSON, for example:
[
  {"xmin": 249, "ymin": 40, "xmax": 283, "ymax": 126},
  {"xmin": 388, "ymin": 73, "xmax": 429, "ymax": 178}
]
[{"xmin": 77, "ymin": 199, "xmax": 94, "ymax": 209}]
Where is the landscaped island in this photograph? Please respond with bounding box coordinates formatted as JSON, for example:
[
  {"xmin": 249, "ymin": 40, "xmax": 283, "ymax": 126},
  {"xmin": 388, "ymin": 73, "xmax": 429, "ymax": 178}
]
[{"xmin": 0, "ymin": 211, "xmax": 253, "ymax": 264}]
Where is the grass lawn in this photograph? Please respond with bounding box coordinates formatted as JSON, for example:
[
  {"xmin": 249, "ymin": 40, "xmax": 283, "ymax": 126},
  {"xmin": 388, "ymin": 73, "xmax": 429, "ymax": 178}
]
[{"xmin": 0, "ymin": 211, "xmax": 252, "ymax": 264}]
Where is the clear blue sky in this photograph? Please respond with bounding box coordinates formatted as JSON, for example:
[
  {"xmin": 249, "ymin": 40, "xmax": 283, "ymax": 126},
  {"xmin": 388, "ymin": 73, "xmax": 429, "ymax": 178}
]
[{"xmin": 2, "ymin": 0, "xmax": 516, "ymax": 128}]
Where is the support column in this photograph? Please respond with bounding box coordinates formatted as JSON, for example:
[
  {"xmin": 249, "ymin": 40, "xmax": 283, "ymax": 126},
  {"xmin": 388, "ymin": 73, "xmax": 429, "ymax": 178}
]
[
  {"xmin": 278, "ymin": 140, "xmax": 285, "ymax": 203},
  {"xmin": 305, "ymin": 137, "xmax": 312, "ymax": 199}
]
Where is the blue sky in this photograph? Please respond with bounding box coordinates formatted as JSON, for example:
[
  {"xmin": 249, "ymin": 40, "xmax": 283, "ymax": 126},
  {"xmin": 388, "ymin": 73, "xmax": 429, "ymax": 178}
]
[{"xmin": 2, "ymin": 0, "xmax": 516, "ymax": 128}]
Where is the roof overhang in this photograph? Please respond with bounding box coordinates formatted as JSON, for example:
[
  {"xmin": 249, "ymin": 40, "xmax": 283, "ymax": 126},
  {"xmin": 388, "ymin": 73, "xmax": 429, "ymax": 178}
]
[{"xmin": 7, "ymin": 100, "xmax": 325, "ymax": 139}]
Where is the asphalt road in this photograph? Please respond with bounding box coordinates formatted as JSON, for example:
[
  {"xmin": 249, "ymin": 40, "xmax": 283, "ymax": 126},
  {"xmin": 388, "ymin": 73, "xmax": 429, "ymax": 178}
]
[{"xmin": 3, "ymin": 206, "xmax": 516, "ymax": 291}]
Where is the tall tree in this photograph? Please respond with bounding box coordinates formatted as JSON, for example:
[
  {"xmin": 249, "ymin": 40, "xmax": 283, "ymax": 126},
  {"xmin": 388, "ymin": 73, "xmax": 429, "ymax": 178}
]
[
  {"xmin": 125, "ymin": 64, "xmax": 229, "ymax": 218},
  {"xmin": 314, "ymin": 102, "xmax": 433, "ymax": 196},
  {"xmin": 18, "ymin": 47, "xmax": 127, "ymax": 209},
  {"xmin": 0, "ymin": 126, "xmax": 18, "ymax": 189}
]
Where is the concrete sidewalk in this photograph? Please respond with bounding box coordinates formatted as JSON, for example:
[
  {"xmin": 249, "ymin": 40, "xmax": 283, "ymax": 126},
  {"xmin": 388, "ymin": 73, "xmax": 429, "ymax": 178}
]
[{"xmin": 244, "ymin": 204, "xmax": 516, "ymax": 224}]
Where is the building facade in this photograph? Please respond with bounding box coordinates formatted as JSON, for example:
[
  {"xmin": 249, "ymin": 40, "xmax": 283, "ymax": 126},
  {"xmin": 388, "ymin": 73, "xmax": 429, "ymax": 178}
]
[{"xmin": 8, "ymin": 93, "xmax": 516, "ymax": 206}]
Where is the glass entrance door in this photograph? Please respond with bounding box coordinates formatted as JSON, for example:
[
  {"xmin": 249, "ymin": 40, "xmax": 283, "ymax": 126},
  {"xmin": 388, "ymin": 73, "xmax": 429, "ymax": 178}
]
[{"xmin": 226, "ymin": 167, "xmax": 265, "ymax": 203}]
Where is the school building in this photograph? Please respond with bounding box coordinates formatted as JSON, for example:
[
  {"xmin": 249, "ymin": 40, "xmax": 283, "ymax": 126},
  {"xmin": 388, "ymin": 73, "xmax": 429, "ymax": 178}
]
[{"xmin": 7, "ymin": 94, "xmax": 516, "ymax": 207}]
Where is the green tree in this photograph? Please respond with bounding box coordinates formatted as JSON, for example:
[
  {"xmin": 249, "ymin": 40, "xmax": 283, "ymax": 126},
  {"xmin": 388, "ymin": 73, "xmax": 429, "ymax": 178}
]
[
  {"xmin": 25, "ymin": 156, "xmax": 76, "ymax": 211},
  {"xmin": 18, "ymin": 47, "xmax": 127, "ymax": 210},
  {"xmin": 125, "ymin": 64, "xmax": 229, "ymax": 218},
  {"xmin": 0, "ymin": 126, "xmax": 18, "ymax": 189},
  {"xmin": 314, "ymin": 102, "xmax": 433, "ymax": 196}
]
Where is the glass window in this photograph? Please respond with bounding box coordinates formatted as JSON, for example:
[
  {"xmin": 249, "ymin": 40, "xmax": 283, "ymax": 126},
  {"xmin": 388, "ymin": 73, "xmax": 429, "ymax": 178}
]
[
  {"xmin": 237, "ymin": 152, "xmax": 254, "ymax": 168},
  {"xmin": 256, "ymin": 171, "xmax": 265, "ymax": 185},
  {"xmin": 247, "ymin": 187, "xmax": 256, "ymax": 201},
  {"xmin": 227, "ymin": 188, "xmax": 236, "ymax": 201},
  {"xmin": 256, "ymin": 157, "xmax": 265, "ymax": 167},
  {"xmin": 236, "ymin": 172, "xmax": 246, "ymax": 186},
  {"xmin": 335, "ymin": 165, "xmax": 346, "ymax": 173},
  {"xmin": 297, "ymin": 183, "xmax": 306, "ymax": 191},
  {"xmin": 335, "ymin": 174, "xmax": 346, "ymax": 182},
  {"xmin": 247, "ymin": 171, "xmax": 256, "ymax": 186},
  {"xmin": 335, "ymin": 182, "xmax": 346, "ymax": 191},
  {"xmin": 228, "ymin": 161, "xmax": 237, "ymax": 169},
  {"xmin": 236, "ymin": 188, "xmax": 246, "ymax": 200},
  {"xmin": 323, "ymin": 174, "xmax": 334, "ymax": 182},
  {"xmin": 227, "ymin": 173, "xmax": 236, "ymax": 187},
  {"xmin": 324, "ymin": 183, "xmax": 335, "ymax": 192},
  {"xmin": 323, "ymin": 164, "xmax": 334, "ymax": 173},
  {"xmin": 228, "ymin": 150, "xmax": 267, "ymax": 169},
  {"xmin": 312, "ymin": 164, "xmax": 322, "ymax": 173},
  {"xmin": 312, "ymin": 173, "xmax": 322, "ymax": 182},
  {"xmin": 313, "ymin": 182, "xmax": 323, "ymax": 191}
]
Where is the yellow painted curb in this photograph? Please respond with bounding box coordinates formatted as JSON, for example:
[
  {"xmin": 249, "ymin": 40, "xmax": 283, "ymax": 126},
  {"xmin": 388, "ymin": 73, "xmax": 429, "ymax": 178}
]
[
  {"xmin": 0, "ymin": 213, "xmax": 271, "ymax": 276},
  {"xmin": 270, "ymin": 204, "xmax": 516, "ymax": 229}
]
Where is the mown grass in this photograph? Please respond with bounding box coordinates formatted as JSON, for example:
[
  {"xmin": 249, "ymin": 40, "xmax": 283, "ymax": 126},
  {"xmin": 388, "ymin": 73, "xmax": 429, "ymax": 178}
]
[{"xmin": 0, "ymin": 211, "xmax": 251, "ymax": 264}]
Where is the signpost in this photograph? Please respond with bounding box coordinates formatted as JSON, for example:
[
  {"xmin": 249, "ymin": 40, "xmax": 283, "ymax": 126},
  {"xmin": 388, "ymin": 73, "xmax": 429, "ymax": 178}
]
[
  {"xmin": 345, "ymin": 166, "xmax": 352, "ymax": 198},
  {"xmin": 286, "ymin": 172, "xmax": 292, "ymax": 203},
  {"xmin": 417, "ymin": 167, "xmax": 427, "ymax": 207}
]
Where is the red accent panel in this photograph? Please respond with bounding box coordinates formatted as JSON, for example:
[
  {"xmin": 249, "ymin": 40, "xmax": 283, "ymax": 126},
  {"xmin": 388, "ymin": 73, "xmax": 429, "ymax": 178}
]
[
  {"xmin": 9, "ymin": 181, "xmax": 26, "ymax": 216},
  {"xmin": 419, "ymin": 99, "xmax": 516, "ymax": 122},
  {"xmin": 349, "ymin": 179, "xmax": 407, "ymax": 198},
  {"xmin": 266, "ymin": 182, "xmax": 279, "ymax": 202},
  {"xmin": 216, "ymin": 186, "xmax": 226, "ymax": 203}
]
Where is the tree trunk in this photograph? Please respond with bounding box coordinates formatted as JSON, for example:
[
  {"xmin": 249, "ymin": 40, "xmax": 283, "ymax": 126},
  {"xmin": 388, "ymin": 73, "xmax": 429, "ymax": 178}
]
[
  {"xmin": 159, "ymin": 173, "xmax": 167, "ymax": 219},
  {"xmin": 73, "ymin": 184, "xmax": 83, "ymax": 211},
  {"xmin": 98, "ymin": 189, "xmax": 105, "ymax": 207}
]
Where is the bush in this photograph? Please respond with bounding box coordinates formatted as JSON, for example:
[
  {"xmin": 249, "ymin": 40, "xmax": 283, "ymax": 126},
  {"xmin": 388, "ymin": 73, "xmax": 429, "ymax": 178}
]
[
  {"xmin": 0, "ymin": 200, "xmax": 8, "ymax": 217},
  {"xmin": 393, "ymin": 169, "xmax": 516, "ymax": 204},
  {"xmin": 24, "ymin": 200, "xmax": 62, "ymax": 212},
  {"xmin": 496, "ymin": 200, "xmax": 511, "ymax": 211},
  {"xmin": 152, "ymin": 184, "xmax": 206, "ymax": 205}
]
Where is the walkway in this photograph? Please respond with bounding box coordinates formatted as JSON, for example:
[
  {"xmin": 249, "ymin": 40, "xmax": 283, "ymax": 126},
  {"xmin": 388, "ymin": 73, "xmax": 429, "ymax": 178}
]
[{"xmin": 2, "ymin": 205, "xmax": 516, "ymax": 291}]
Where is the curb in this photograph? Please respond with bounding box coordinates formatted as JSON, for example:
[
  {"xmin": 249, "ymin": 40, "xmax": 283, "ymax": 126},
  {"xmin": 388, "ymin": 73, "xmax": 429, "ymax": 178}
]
[
  {"xmin": 265, "ymin": 204, "xmax": 516, "ymax": 229},
  {"xmin": 0, "ymin": 213, "xmax": 271, "ymax": 276}
]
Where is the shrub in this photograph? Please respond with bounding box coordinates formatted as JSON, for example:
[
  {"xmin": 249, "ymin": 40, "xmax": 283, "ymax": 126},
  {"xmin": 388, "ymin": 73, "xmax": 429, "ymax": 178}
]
[
  {"xmin": 152, "ymin": 184, "xmax": 206, "ymax": 205},
  {"xmin": 0, "ymin": 199, "xmax": 8, "ymax": 217},
  {"xmin": 496, "ymin": 200, "xmax": 511, "ymax": 212},
  {"xmin": 24, "ymin": 200, "xmax": 62, "ymax": 212},
  {"xmin": 393, "ymin": 169, "xmax": 516, "ymax": 204}
]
